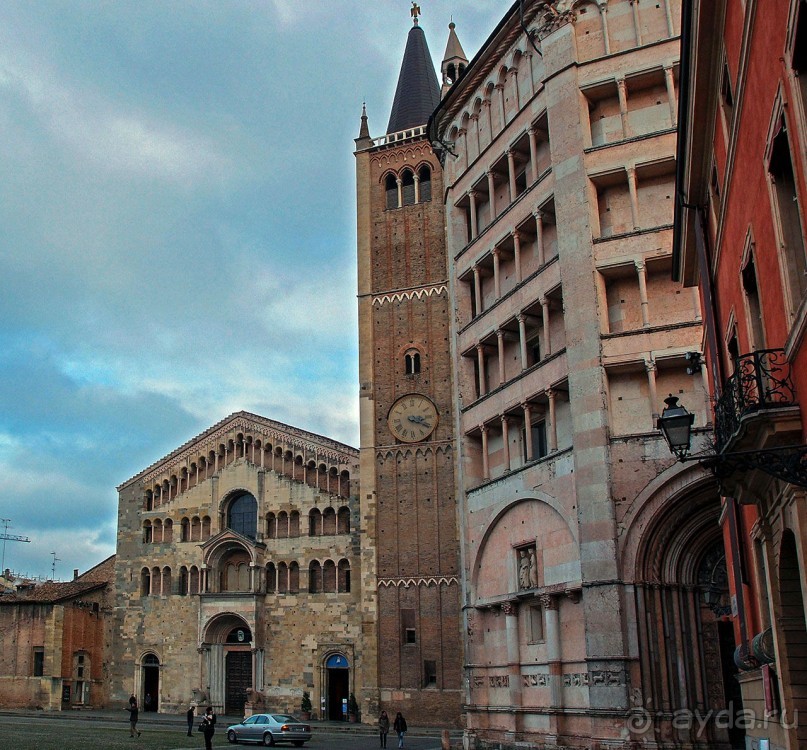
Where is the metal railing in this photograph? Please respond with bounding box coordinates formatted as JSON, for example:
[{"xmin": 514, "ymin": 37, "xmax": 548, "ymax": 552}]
[{"xmin": 714, "ymin": 349, "xmax": 797, "ymax": 451}]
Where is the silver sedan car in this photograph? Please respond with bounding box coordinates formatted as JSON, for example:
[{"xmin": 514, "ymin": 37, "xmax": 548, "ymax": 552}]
[{"xmin": 226, "ymin": 713, "xmax": 312, "ymax": 746}]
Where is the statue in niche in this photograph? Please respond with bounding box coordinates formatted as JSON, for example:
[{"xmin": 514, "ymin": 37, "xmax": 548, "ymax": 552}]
[
  {"xmin": 528, "ymin": 548, "xmax": 539, "ymax": 588},
  {"xmin": 518, "ymin": 549, "xmax": 532, "ymax": 590}
]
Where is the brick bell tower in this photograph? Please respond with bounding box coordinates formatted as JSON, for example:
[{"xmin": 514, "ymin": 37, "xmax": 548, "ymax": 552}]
[{"xmin": 354, "ymin": 9, "xmax": 465, "ymax": 727}]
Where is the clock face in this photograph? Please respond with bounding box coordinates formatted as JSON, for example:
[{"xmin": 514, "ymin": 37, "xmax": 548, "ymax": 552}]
[{"xmin": 388, "ymin": 394, "xmax": 438, "ymax": 443}]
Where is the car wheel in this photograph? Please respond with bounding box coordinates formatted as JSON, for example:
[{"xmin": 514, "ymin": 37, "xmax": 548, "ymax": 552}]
[
  {"xmin": 262, "ymin": 732, "xmax": 275, "ymax": 746},
  {"xmin": 227, "ymin": 729, "xmax": 237, "ymax": 744}
]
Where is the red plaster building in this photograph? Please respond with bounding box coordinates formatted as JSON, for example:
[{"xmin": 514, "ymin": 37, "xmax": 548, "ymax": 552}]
[
  {"xmin": 0, "ymin": 557, "xmax": 114, "ymax": 710},
  {"xmin": 676, "ymin": 0, "xmax": 807, "ymax": 748}
]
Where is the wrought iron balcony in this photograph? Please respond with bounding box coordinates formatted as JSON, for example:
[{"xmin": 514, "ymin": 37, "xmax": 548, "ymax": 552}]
[{"xmin": 714, "ymin": 349, "xmax": 798, "ymax": 451}]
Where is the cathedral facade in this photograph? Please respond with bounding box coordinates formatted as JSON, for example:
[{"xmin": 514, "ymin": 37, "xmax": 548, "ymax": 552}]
[{"xmin": 110, "ymin": 412, "xmax": 364, "ymax": 720}]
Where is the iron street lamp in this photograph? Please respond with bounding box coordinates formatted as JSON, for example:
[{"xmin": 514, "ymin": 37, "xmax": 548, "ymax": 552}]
[{"xmin": 656, "ymin": 393, "xmax": 807, "ymax": 487}]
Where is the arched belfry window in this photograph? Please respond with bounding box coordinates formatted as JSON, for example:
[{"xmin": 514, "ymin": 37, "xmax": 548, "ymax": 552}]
[
  {"xmin": 405, "ymin": 348, "xmax": 421, "ymax": 375},
  {"xmin": 401, "ymin": 170, "xmax": 416, "ymax": 206},
  {"xmin": 385, "ymin": 174, "xmax": 398, "ymax": 210},
  {"xmin": 227, "ymin": 492, "xmax": 257, "ymax": 540},
  {"xmin": 418, "ymin": 166, "xmax": 432, "ymax": 203}
]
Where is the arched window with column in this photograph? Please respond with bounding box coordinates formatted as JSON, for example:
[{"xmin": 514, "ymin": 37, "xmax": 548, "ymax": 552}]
[
  {"xmin": 385, "ymin": 173, "xmax": 398, "ymax": 210},
  {"xmin": 419, "ymin": 165, "xmax": 432, "ymax": 202},
  {"xmin": 401, "ymin": 169, "xmax": 416, "ymax": 206},
  {"xmin": 309, "ymin": 560, "xmax": 322, "ymax": 593},
  {"xmin": 338, "ymin": 559, "xmax": 351, "ymax": 593},
  {"xmin": 227, "ymin": 492, "xmax": 257, "ymax": 540}
]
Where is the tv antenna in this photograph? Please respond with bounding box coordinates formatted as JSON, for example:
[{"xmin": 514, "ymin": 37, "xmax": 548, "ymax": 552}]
[
  {"xmin": 50, "ymin": 552, "xmax": 60, "ymax": 580},
  {"xmin": 1, "ymin": 518, "xmax": 31, "ymax": 573}
]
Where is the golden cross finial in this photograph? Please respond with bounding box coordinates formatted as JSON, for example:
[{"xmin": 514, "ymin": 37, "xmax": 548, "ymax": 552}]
[{"xmin": 411, "ymin": 3, "xmax": 421, "ymax": 24}]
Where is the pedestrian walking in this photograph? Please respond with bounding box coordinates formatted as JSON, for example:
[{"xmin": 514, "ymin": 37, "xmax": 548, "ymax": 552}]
[
  {"xmin": 393, "ymin": 711, "xmax": 407, "ymax": 749},
  {"xmin": 125, "ymin": 695, "xmax": 141, "ymax": 738},
  {"xmin": 378, "ymin": 709, "xmax": 390, "ymax": 748},
  {"xmin": 186, "ymin": 702, "xmax": 196, "ymax": 737},
  {"xmin": 200, "ymin": 705, "xmax": 216, "ymax": 750}
]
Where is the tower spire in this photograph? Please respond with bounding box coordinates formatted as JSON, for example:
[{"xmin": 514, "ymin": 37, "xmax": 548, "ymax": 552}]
[
  {"xmin": 355, "ymin": 102, "xmax": 372, "ymax": 149},
  {"xmin": 441, "ymin": 20, "xmax": 468, "ymax": 96},
  {"xmin": 387, "ymin": 7, "xmax": 440, "ymax": 134}
]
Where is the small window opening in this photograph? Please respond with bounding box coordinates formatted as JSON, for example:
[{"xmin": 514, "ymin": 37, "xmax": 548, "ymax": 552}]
[
  {"xmin": 385, "ymin": 174, "xmax": 398, "ymax": 210},
  {"xmin": 424, "ymin": 660, "xmax": 437, "ymax": 687},
  {"xmin": 405, "ymin": 350, "xmax": 421, "ymax": 375}
]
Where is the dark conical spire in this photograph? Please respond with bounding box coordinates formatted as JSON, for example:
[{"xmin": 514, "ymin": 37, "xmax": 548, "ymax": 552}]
[
  {"xmin": 386, "ymin": 19, "xmax": 441, "ymax": 134},
  {"xmin": 355, "ymin": 102, "xmax": 372, "ymax": 149}
]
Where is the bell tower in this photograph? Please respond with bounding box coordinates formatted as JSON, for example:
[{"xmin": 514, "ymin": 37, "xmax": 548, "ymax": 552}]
[{"xmin": 355, "ymin": 9, "xmax": 463, "ymax": 727}]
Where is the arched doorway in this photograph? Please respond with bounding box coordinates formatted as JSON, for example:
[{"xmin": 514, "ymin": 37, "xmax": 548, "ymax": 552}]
[
  {"xmin": 777, "ymin": 530, "xmax": 807, "ymax": 748},
  {"xmin": 141, "ymin": 653, "xmax": 159, "ymax": 712},
  {"xmin": 201, "ymin": 614, "xmax": 254, "ymax": 715},
  {"xmin": 325, "ymin": 653, "xmax": 349, "ymax": 720},
  {"xmin": 630, "ymin": 482, "xmax": 744, "ymax": 748}
]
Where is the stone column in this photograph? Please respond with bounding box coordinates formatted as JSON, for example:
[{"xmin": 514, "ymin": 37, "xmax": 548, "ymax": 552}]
[
  {"xmin": 480, "ymin": 425, "xmax": 490, "ymax": 479},
  {"xmin": 617, "ymin": 78, "xmax": 631, "ymax": 139},
  {"xmin": 663, "ymin": 0, "xmax": 675, "ymax": 36},
  {"xmin": 509, "ymin": 68, "xmax": 520, "ymax": 111},
  {"xmin": 413, "ymin": 174, "xmax": 420, "ymax": 204},
  {"xmin": 487, "ymin": 170, "xmax": 497, "ymax": 222},
  {"xmin": 526, "ymin": 51, "xmax": 535, "ymax": 97},
  {"xmin": 209, "ymin": 644, "xmax": 225, "ymax": 709},
  {"xmin": 503, "ymin": 601, "xmax": 523, "ymax": 710},
  {"xmin": 471, "ymin": 113, "xmax": 481, "ymax": 156},
  {"xmin": 626, "ymin": 166, "xmax": 640, "ymax": 229},
  {"xmin": 476, "ymin": 345, "xmax": 486, "ymax": 397},
  {"xmin": 547, "ymin": 389, "xmax": 558, "ymax": 452},
  {"xmin": 473, "ymin": 265, "xmax": 483, "ymax": 316},
  {"xmin": 496, "ymin": 83, "xmax": 506, "ymax": 128},
  {"xmin": 598, "ymin": 2, "xmax": 611, "ymax": 55},
  {"xmin": 497, "ymin": 330, "xmax": 506, "ymax": 385},
  {"xmin": 542, "ymin": 594, "xmax": 563, "ymax": 709},
  {"xmin": 396, "ymin": 178, "xmax": 403, "ymax": 209},
  {"xmin": 484, "ymin": 98, "xmax": 493, "ymax": 142},
  {"xmin": 469, "ymin": 190, "xmax": 478, "ymax": 240},
  {"xmin": 512, "ymin": 230, "xmax": 522, "ymax": 282},
  {"xmin": 635, "ymin": 260, "xmax": 650, "ymax": 327},
  {"xmin": 523, "ymin": 402, "xmax": 533, "ymax": 460},
  {"xmin": 506, "ymin": 150, "xmax": 517, "ymax": 202},
  {"xmin": 664, "ymin": 66, "xmax": 677, "ymax": 126},
  {"xmin": 540, "ymin": 297, "xmax": 551, "ymax": 357},
  {"xmin": 253, "ymin": 648, "xmax": 265, "ymax": 691},
  {"xmin": 528, "ymin": 127, "xmax": 538, "ymax": 183},
  {"xmin": 501, "ymin": 416, "xmax": 511, "ymax": 472},
  {"xmin": 518, "ymin": 315, "xmax": 528, "ymax": 370},
  {"xmin": 534, "ymin": 211, "xmax": 545, "ymax": 267},
  {"xmin": 630, "ymin": 0, "xmax": 643, "ymax": 46},
  {"xmin": 493, "ymin": 248, "xmax": 502, "ymax": 300},
  {"xmin": 645, "ymin": 359, "xmax": 659, "ymax": 420}
]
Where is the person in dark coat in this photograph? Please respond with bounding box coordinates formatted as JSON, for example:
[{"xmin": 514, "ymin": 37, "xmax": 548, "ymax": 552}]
[
  {"xmin": 393, "ymin": 712, "xmax": 407, "ymax": 749},
  {"xmin": 125, "ymin": 695, "xmax": 141, "ymax": 738},
  {"xmin": 186, "ymin": 703, "xmax": 196, "ymax": 737},
  {"xmin": 378, "ymin": 710, "xmax": 390, "ymax": 748},
  {"xmin": 200, "ymin": 705, "xmax": 216, "ymax": 749}
]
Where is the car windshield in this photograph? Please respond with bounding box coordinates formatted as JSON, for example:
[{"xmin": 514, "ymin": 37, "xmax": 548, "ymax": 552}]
[{"xmin": 272, "ymin": 714, "xmax": 295, "ymax": 722}]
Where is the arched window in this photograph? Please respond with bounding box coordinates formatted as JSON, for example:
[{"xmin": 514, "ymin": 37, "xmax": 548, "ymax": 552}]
[
  {"xmin": 266, "ymin": 563, "xmax": 276, "ymax": 593},
  {"xmin": 161, "ymin": 566, "xmax": 172, "ymax": 595},
  {"xmin": 190, "ymin": 566, "xmax": 200, "ymax": 594},
  {"xmin": 337, "ymin": 507, "xmax": 350, "ymax": 534},
  {"xmin": 140, "ymin": 568, "xmax": 151, "ymax": 596},
  {"xmin": 309, "ymin": 561, "xmax": 322, "ymax": 593},
  {"xmin": 228, "ymin": 493, "xmax": 257, "ymax": 540},
  {"xmin": 323, "ymin": 507, "xmax": 337, "ymax": 535},
  {"xmin": 309, "ymin": 509, "xmax": 322, "ymax": 537},
  {"xmin": 338, "ymin": 559, "xmax": 351, "ymax": 593},
  {"xmin": 163, "ymin": 518, "xmax": 173, "ymax": 543},
  {"xmin": 181, "ymin": 518, "xmax": 190, "ymax": 542},
  {"xmin": 385, "ymin": 173, "xmax": 398, "ymax": 210},
  {"xmin": 202, "ymin": 516, "xmax": 211, "ymax": 539},
  {"xmin": 418, "ymin": 165, "xmax": 432, "ymax": 202},
  {"xmin": 323, "ymin": 560, "xmax": 337, "ymax": 593},
  {"xmin": 401, "ymin": 170, "xmax": 415, "ymax": 206},
  {"xmin": 277, "ymin": 511, "xmax": 289, "ymax": 539},
  {"xmin": 405, "ymin": 349, "xmax": 421, "ymax": 375},
  {"xmin": 151, "ymin": 567, "xmax": 161, "ymax": 595},
  {"xmin": 179, "ymin": 566, "xmax": 189, "ymax": 595},
  {"xmin": 143, "ymin": 521, "xmax": 153, "ymax": 544},
  {"xmin": 266, "ymin": 512, "xmax": 277, "ymax": 539},
  {"xmin": 289, "ymin": 561, "xmax": 300, "ymax": 593},
  {"xmin": 278, "ymin": 562, "xmax": 288, "ymax": 594},
  {"xmin": 191, "ymin": 517, "xmax": 201, "ymax": 542},
  {"xmin": 226, "ymin": 626, "xmax": 252, "ymax": 644},
  {"xmin": 289, "ymin": 511, "xmax": 300, "ymax": 537}
]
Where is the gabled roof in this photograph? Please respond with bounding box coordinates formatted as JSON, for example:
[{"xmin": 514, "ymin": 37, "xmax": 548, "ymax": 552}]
[
  {"xmin": 0, "ymin": 557, "xmax": 114, "ymax": 605},
  {"xmin": 387, "ymin": 24, "xmax": 441, "ymax": 134}
]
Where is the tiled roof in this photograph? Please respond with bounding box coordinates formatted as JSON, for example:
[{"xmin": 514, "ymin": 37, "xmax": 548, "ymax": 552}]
[
  {"xmin": 387, "ymin": 25, "xmax": 441, "ymax": 134},
  {"xmin": 0, "ymin": 555, "xmax": 114, "ymax": 604}
]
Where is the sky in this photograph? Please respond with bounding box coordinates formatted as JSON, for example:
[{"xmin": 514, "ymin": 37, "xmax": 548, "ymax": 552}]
[{"xmin": 0, "ymin": 1, "xmax": 503, "ymax": 580}]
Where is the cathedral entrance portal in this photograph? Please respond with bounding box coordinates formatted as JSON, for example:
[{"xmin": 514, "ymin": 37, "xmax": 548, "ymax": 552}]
[
  {"xmin": 325, "ymin": 653, "xmax": 349, "ymax": 720},
  {"xmin": 224, "ymin": 625, "xmax": 252, "ymax": 715},
  {"xmin": 141, "ymin": 653, "xmax": 159, "ymax": 712}
]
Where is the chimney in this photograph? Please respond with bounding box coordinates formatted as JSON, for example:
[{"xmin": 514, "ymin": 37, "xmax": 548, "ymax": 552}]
[{"xmin": 74, "ymin": 569, "xmax": 79, "ymax": 580}]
